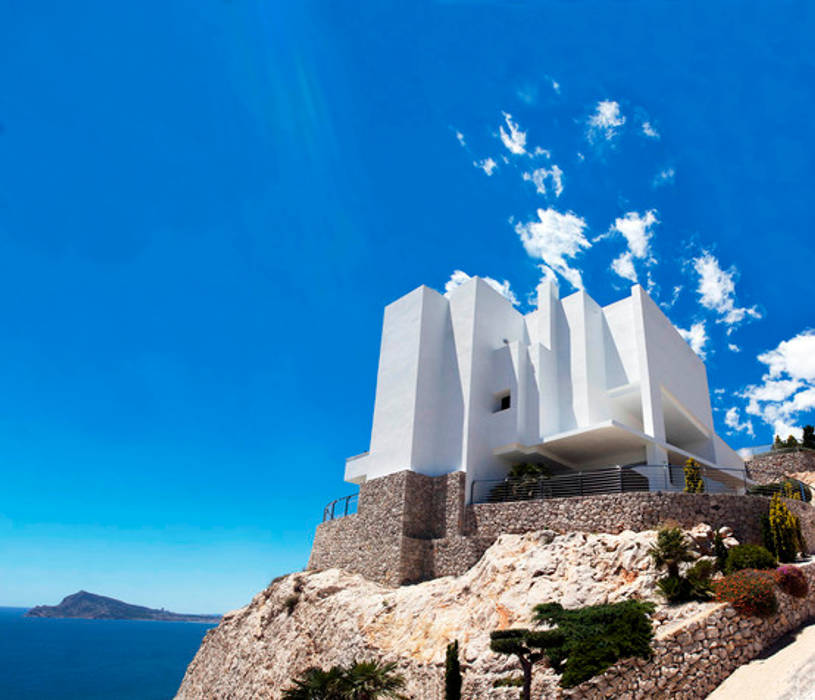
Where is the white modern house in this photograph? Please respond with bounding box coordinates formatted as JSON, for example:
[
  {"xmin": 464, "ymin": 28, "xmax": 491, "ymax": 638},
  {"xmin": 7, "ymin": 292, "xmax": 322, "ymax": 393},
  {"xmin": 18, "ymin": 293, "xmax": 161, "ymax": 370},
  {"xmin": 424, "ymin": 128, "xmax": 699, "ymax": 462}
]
[{"xmin": 345, "ymin": 277, "xmax": 744, "ymax": 501}]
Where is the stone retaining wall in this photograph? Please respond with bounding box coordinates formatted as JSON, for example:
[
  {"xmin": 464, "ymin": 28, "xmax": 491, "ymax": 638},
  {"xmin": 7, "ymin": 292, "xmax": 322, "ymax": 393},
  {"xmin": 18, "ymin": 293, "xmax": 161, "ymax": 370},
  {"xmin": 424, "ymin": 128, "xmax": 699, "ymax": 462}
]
[
  {"xmin": 308, "ymin": 465, "xmax": 815, "ymax": 585},
  {"xmin": 746, "ymin": 449, "xmax": 815, "ymax": 484},
  {"xmin": 565, "ymin": 560, "xmax": 815, "ymax": 699}
]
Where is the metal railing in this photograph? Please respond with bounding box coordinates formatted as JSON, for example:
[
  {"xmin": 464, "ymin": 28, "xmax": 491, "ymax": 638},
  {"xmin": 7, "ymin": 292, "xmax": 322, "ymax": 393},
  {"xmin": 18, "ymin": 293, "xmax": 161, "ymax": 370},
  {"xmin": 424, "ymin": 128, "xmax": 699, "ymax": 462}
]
[
  {"xmin": 471, "ymin": 464, "xmax": 752, "ymax": 505},
  {"xmin": 322, "ymin": 493, "xmax": 359, "ymax": 522},
  {"xmin": 739, "ymin": 444, "xmax": 815, "ymax": 458}
]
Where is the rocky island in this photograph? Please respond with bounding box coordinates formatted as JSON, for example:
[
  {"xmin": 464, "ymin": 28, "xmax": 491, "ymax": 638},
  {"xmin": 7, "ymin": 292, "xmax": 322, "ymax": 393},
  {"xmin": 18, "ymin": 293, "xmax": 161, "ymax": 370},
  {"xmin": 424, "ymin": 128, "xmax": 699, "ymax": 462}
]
[{"xmin": 25, "ymin": 590, "xmax": 221, "ymax": 623}]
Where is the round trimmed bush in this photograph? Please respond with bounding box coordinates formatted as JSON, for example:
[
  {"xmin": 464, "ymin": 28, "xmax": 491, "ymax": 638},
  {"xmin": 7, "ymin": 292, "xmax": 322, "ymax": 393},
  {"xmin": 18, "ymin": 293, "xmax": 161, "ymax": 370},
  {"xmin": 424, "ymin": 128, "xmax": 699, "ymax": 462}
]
[
  {"xmin": 725, "ymin": 544, "xmax": 777, "ymax": 573},
  {"xmin": 774, "ymin": 565, "xmax": 809, "ymax": 598},
  {"xmin": 714, "ymin": 569, "xmax": 778, "ymax": 617}
]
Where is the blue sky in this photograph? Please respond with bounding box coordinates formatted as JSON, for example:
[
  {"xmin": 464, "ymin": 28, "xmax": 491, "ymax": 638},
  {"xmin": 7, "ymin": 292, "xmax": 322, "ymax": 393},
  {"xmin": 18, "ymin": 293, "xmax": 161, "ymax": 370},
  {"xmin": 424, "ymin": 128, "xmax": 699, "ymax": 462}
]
[{"xmin": 1, "ymin": 1, "xmax": 814, "ymax": 612}]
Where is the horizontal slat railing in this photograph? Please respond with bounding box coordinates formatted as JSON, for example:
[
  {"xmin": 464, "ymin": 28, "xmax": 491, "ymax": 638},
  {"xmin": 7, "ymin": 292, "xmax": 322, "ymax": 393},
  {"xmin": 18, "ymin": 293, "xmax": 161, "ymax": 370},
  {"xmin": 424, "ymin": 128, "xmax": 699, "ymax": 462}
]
[{"xmin": 471, "ymin": 464, "xmax": 754, "ymax": 505}]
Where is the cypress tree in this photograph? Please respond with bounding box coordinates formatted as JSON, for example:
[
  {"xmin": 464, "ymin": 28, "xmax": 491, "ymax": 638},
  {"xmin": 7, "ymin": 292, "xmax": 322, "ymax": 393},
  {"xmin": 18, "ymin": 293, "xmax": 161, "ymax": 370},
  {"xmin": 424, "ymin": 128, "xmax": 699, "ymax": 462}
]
[{"xmin": 444, "ymin": 640, "xmax": 462, "ymax": 700}]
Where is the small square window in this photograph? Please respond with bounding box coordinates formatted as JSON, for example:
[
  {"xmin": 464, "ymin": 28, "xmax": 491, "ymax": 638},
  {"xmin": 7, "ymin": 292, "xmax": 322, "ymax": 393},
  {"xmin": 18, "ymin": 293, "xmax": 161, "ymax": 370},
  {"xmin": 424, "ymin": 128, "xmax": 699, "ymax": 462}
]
[{"xmin": 494, "ymin": 391, "xmax": 511, "ymax": 412}]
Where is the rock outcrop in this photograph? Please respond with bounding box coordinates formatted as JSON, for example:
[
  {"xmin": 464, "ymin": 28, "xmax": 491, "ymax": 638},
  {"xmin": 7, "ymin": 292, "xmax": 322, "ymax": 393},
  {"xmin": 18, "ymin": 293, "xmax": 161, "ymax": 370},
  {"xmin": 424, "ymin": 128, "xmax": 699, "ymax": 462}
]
[{"xmin": 177, "ymin": 528, "xmax": 699, "ymax": 699}]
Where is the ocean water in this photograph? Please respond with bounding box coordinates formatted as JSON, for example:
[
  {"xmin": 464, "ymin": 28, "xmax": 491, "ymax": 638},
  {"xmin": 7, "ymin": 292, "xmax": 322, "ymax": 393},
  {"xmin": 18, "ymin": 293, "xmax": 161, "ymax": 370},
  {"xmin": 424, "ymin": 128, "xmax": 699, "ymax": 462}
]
[{"xmin": 0, "ymin": 607, "xmax": 216, "ymax": 699}]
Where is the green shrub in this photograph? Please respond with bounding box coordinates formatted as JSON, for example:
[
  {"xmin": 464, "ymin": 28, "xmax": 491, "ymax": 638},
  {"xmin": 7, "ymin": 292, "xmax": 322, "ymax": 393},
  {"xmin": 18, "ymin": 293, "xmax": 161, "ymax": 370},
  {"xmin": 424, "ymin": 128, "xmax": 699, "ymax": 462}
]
[
  {"xmin": 444, "ymin": 640, "xmax": 462, "ymax": 700},
  {"xmin": 714, "ymin": 569, "xmax": 778, "ymax": 617},
  {"xmin": 530, "ymin": 600, "xmax": 655, "ymax": 688},
  {"xmin": 686, "ymin": 559, "xmax": 715, "ymax": 599},
  {"xmin": 725, "ymin": 544, "xmax": 776, "ymax": 573},
  {"xmin": 492, "ymin": 676, "xmax": 524, "ymax": 688},
  {"xmin": 768, "ymin": 493, "xmax": 806, "ymax": 562},
  {"xmin": 774, "ymin": 565, "xmax": 809, "ymax": 598}
]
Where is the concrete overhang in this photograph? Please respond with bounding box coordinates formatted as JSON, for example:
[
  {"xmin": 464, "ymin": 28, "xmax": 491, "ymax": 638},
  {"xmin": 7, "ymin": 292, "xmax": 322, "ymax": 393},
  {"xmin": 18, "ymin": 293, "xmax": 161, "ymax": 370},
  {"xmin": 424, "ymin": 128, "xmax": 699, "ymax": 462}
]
[{"xmin": 493, "ymin": 419, "xmax": 724, "ymax": 471}]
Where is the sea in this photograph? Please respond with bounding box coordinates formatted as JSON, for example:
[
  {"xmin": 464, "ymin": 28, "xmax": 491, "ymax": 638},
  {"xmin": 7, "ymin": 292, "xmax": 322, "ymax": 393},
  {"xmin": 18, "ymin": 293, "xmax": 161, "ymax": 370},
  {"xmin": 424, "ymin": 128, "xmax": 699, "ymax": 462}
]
[{"xmin": 0, "ymin": 606, "xmax": 216, "ymax": 699}]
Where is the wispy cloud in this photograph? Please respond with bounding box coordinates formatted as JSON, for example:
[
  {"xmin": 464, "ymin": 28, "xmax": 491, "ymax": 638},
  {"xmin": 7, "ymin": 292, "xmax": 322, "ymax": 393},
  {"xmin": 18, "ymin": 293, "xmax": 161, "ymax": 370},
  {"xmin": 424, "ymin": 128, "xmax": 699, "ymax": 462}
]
[
  {"xmin": 677, "ymin": 321, "xmax": 708, "ymax": 358},
  {"xmin": 724, "ymin": 406, "xmax": 754, "ymax": 437},
  {"xmin": 474, "ymin": 157, "xmax": 497, "ymax": 176},
  {"xmin": 455, "ymin": 131, "xmax": 466, "ymax": 147},
  {"xmin": 444, "ymin": 269, "xmax": 519, "ymax": 306},
  {"xmin": 597, "ymin": 210, "xmax": 659, "ymax": 283},
  {"xmin": 514, "ymin": 207, "xmax": 590, "ymax": 289},
  {"xmin": 611, "ymin": 251, "xmax": 637, "ymax": 283},
  {"xmin": 641, "ymin": 121, "xmax": 660, "ymax": 139},
  {"xmin": 499, "ymin": 112, "xmax": 527, "ymax": 155},
  {"xmin": 522, "ymin": 165, "xmax": 563, "ymax": 197},
  {"xmin": 653, "ymin": 167, "xmax": 675, "ymax": 187},
  {"xmin": 693, "ymin": 252, "xmax": 761, "ymax": 332},
  {"xmin": 728, "ymin": 343, "xmax": 741, "ymax": 353},
  {"xmin": 587, "ymin": 100, "xmax": 625, "ymax": 142}
]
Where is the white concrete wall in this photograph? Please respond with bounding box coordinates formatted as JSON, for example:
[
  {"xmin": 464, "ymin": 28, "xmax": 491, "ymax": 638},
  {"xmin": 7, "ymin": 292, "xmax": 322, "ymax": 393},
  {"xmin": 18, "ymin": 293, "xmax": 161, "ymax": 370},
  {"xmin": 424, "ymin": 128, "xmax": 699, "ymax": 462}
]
[{"xmin": 348, "ymin": 277, "xmax": 743, "ymax": 490}]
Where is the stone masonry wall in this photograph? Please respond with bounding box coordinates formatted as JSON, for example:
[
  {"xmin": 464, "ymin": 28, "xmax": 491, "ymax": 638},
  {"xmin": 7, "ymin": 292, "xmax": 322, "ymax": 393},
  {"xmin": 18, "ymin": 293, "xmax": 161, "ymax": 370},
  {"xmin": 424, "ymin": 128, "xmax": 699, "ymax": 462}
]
[
  {"xmin": 746, "ymin": 449, "xmax": 815, "ymax": 484},
  {"xmin": 468, "ymin": 492, "xmax": 769, "ymax": 545},
  {"xmin": 564, "ymin": 560, "xmax": 815, "ymax": 699},
  {"xmin": 308, "ymin": 462, "xmax": 815, "ymax": 586}
]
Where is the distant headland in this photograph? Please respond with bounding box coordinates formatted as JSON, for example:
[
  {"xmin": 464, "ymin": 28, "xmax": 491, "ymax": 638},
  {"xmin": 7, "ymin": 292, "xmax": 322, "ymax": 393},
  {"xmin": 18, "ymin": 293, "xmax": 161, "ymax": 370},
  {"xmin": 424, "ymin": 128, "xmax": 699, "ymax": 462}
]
[{"xmin": 25, "ymin": 591, "xmax": 221, "ymax": 623}]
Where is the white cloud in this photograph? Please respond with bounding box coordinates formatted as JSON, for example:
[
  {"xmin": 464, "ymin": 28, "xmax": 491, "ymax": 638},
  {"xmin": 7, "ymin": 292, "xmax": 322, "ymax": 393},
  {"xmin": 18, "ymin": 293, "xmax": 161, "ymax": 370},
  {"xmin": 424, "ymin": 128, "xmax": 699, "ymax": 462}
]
[
  {"xmin": 514, "ymin": 207, "xmax": 590, "ymax": 289},
  {"xmin": 693, "ymin": 252, "xmax": 761, "ymax": 332},
  {"xmin": 600, "ymin": 210, "xmax": 658, "ymax": 283},
  {"xmin": 587, "ymin": 100, "xmax": 625, "ymax": 142},
  {"xmin": 444, "ymin": 270, "xmax": 519, "ymax": 306},
  {"xmin": 522, "ymin": 165, "xmax": 563, "ymax": 197},
  {"xmin": 724, "ymin": 407, "xmax": 755, "ymax": 437},
  {"xmin": 757, "ymin": 330, "xmax": 815, "ymax": 381},
  {"xmin": 660, "ymin": 285, "xmax": 682, "ymax": 311},
  {"xmin": 455, "ymin": 131, "xmax": 466, "ymax": 147},
  {"xmin": 474, "ymin": 157, "xmax": 497, "ymax": 176},
  {"xmin": 551, "ymin": 79, "xmax": 561, "ymax": 93},
  {"xmin": 499, "ymin": 112, "xmax": 527, "ymax": 155},
  {"xmin": 653, "ymin": 167, "xmax": 675, "ymax": 187},
  {"xmin": 642, "ymin": 121, "xmax": 660, "ymax": 139},
  {"xmin": 677, "ymin": 321, "xmax": 708, "ymax": 358},
  {"xmin": 609, "ymin": 210, "xmax": 658, "ymax": 259},
  {"xmin": 728, "ymin": 343, "xmax": 741, "ymax": 353},
  {"xmin": 531, "ymin": 146, "xmax": 551, "ymax": 159},
  {"xmin": 738, "ymin": 331, "xmax": 815, "ymax": 440},
  {"xmin": 611, "ymin": 252, "xmax": 637, "ymax": 283}
]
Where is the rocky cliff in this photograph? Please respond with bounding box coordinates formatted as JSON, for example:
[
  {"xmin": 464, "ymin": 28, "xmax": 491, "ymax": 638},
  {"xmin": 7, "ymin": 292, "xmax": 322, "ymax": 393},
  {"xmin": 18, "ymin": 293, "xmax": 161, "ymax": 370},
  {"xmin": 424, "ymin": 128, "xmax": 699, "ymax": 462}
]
[{"xmin": 176, "ymin": 528, "xmax": 711, "ymax": 698}]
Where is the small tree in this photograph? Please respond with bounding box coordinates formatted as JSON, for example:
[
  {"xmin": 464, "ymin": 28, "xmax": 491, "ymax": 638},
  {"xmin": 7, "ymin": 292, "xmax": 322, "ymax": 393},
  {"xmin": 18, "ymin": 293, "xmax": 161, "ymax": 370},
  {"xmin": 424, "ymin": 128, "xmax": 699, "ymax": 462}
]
[
  {"xmin": 785, "ymin": 434, "xmax": 800, "ymax": 448},
  {"xmin": 444, "ymin": 640, "xmax": 462, "ymax": 700},
  {"xmin": 283, "ymin": 661, "xmax": 406, "ymax": 700},
  {"xmin": 490, "ymin": 462, "xmax": 551, "ymax": 502},
  {"xmin": 282, "ymin": 666, "xmax": 348, "ymax": 699},
  {"xmin": 345, "ymin": 661, "xmax": 406, "ymax": 700},
  {"xmin": 489, "ymin": 629, "xmax": 549, "ymax": 700},
  {"xmin": 803, "ymin": 425, "xmax": 815, "ymax": 449},
  {"xmin": 650, "ymin": 527, "xmax": 696, "ymax": 578},
  {"xmin": 773, "ymin": 434, "xmax": 784, "ymax": 450},
  {"xmin": 650, "ymin": 527, "xmax": 703, "ymax": 602},
  {"xmin": 683, "ymin": 458, "xmax": 704, "ymax": 493}
]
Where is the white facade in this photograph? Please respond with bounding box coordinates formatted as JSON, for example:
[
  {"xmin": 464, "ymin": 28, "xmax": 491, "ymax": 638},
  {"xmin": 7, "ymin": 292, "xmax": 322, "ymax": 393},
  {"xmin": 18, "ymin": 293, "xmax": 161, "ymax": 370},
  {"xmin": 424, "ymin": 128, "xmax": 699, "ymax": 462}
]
[{"xmin": 346, "ymin": 277, "xmax": 744, "ymax": 500}]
